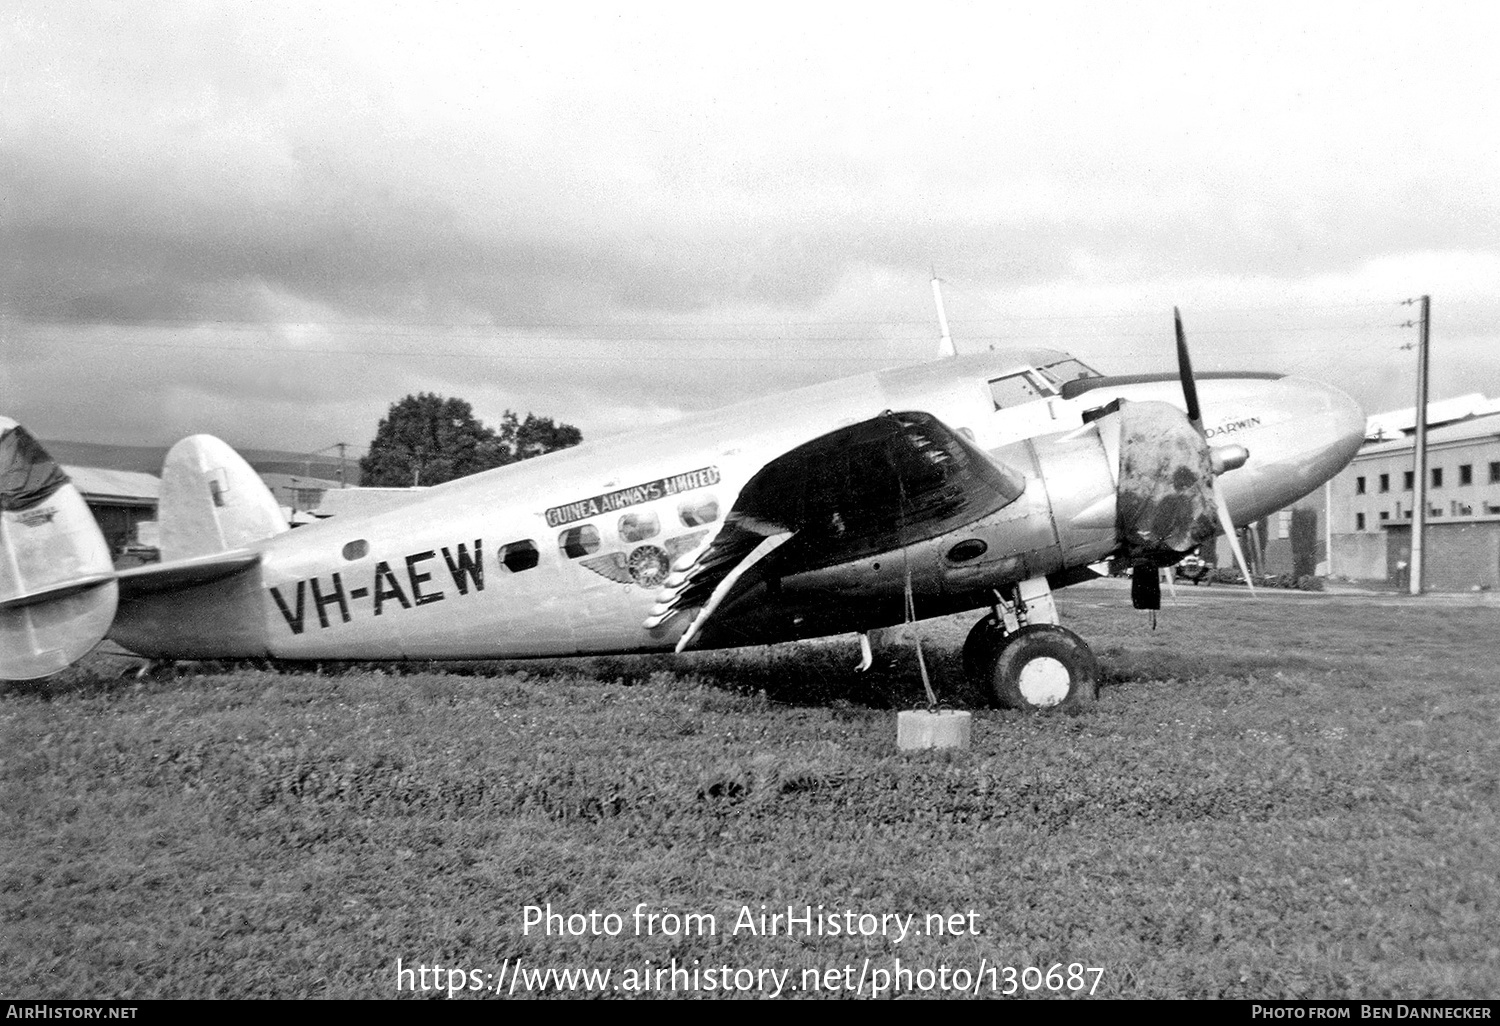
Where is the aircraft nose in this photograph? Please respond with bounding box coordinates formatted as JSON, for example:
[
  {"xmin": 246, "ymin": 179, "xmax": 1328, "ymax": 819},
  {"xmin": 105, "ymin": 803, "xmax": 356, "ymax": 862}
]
[
  {"xmin": 1215, "ymin": 376, "xmax": 1366, "ymax": 526},
  {"xmin": 1280, "ymin": 376, "xmax": 1367, "ymax": 477}
]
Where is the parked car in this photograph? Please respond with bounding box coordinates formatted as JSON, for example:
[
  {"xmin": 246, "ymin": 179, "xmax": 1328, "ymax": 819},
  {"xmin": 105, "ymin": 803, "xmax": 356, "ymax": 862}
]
[{"xmin": 1174, "ymin": 554, "xmax": 1213, "ymax": 585}]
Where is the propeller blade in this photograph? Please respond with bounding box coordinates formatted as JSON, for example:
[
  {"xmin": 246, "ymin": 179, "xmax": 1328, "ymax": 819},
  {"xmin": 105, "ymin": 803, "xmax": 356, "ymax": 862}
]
[
  {"xmin": 1212, "ymin": 484, "xmax": 1256, "ymax": 595},
  {"xmin": 1179, "ymin": 305, "xmax": 1257, "ymax": 598},
  {"xmin": 1174, "ymin": 307, "xmax": 1202, "ymax": 429}
]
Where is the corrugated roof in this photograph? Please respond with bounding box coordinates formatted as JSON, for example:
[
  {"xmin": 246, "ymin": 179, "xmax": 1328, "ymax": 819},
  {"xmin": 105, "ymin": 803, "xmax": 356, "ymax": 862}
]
[
  {"xmin": 1365, "ymin": 394, "xmax": 1500, "ymax": 441},
  {"xmin": 1358, "ymin": 412, "xmax": 1500, "ymax": 456},
  {"xmin": 63, "ymin": 465, "xmax": 160, "ymax": 503}
]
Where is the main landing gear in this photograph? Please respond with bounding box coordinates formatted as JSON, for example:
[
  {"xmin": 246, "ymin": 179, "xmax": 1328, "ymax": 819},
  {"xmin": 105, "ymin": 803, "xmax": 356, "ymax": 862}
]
[{"xmin": 962, "ymin": 577, "xmax": 1098, "ymax": 713}]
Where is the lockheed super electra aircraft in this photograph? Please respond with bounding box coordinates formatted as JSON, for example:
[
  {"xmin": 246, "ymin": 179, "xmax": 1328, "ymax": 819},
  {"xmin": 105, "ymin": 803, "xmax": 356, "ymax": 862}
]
[{"xmin": 0, "ymin": 314, "xmax": 1364, "ymax": 712}]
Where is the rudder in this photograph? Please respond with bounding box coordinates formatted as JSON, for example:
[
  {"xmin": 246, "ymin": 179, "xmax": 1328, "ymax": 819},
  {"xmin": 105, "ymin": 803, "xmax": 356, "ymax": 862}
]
[
  {"xmin": 0, "ymin": 419, "xmax": 118, "ymax": 679},
  {"xmin": 159, "ymin": 435, "xmax": 289, "ymax": 560}
]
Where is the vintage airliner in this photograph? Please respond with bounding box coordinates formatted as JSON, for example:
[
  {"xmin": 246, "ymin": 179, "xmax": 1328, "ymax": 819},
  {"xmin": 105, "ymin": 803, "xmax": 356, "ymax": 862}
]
[{"xmin": 0, "ymin": 315, "xmax": 1364, "ymax": 711}]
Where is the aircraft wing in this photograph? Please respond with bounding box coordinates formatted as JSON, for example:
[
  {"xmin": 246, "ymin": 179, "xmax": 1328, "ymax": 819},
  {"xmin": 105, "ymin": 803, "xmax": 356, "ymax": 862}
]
[{"xmin": 648, "ymin": 410, "xmax": 1025, "ymax": 650}]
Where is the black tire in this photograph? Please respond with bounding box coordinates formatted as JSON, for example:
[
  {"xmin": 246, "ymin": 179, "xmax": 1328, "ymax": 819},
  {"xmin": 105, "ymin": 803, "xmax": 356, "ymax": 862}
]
[
  {"xmin": 961, "ymin": 613, "xmax": 1005, "ymax": 686},
  {"xmin": 988, "ymin": 624, "xmax": 1098, "ymax": 713}
]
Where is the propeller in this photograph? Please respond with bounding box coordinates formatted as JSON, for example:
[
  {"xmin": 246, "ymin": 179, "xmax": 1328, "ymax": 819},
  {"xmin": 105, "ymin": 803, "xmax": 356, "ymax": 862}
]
[
  {"xmin": 1115, "ymin": 309, "xmax": 1255, "ymax": 608},
  {"xmin": 1175, "ymin": 307, "xmax": 1202, "ymax": 427},
  {"xmin": 1176, "ymin": 307, "xmax": 1256, "ymax": 594}
]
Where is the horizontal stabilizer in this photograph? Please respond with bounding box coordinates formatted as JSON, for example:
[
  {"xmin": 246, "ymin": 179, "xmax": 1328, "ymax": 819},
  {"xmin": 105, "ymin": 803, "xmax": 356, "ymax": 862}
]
[
  {"xmin": 0, "ymin": 572, "xmax": 116, "ymax": 611},
  {"xmin": 116, "ymin": 549, "xmax": 261, "ymax": 598},
  {"xmin": 1, "ymin": 419, "xmax": 118, "ymax": 680},
  {"xmin": 160, "ymin": 435, "xmax": 289, "ymax": 560}
]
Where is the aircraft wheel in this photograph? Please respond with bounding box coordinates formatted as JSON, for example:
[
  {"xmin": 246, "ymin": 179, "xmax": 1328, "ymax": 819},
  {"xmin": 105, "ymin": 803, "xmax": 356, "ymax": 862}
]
[
  {"xmin": 961, "ymin": 613, "xmax": 1005, "ymax": 685},
  {"xmin": 988, "ymin": 624, "xmax": 1098, "ymax": 713}
]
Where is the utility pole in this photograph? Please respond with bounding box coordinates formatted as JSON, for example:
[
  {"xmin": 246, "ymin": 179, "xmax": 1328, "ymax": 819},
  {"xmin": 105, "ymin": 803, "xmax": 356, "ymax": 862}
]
[{"xmin": 1406, "ymin": 295, "xmax": 1431, "ymax": 596}]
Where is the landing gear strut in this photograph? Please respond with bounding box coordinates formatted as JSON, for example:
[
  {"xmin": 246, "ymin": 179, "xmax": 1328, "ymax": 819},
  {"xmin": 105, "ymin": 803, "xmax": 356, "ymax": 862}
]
[{"xmin": 962, "ymin": 576, "xmax": 1098, "ymax": 713}]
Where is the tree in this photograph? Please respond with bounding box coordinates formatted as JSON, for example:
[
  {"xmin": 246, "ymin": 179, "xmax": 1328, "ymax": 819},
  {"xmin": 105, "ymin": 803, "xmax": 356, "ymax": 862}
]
[
  {"xmin": 359, "ymin": 393, "xmax": 582, "ymax": 487},
  {"xmin": 1290, "ymin": 506, "xmax": 1320, "ymax": 579},
  {"xmin": 501, "ymin": 412, "xmax": 584, "ymax": 462}
]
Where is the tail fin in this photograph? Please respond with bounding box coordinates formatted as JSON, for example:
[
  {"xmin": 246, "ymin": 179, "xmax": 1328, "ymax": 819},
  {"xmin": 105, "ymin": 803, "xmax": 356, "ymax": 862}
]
[
  {"xmin": 0, "ymin": 420, "xmax": 118, "ymax": 679},
  {"xmin": 159, "ymin": 435, "xmax": 288, "ymax": 560}
]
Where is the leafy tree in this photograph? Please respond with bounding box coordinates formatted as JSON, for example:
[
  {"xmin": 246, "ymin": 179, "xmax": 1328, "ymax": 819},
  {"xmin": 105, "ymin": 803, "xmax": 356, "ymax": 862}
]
[
  {"xmin": 502, "ymin": 412, "xmax": 584, "ymax": 462},
  {"xmin": 359, "ymin": 393, "xmax": 582, "ymax": 487}
]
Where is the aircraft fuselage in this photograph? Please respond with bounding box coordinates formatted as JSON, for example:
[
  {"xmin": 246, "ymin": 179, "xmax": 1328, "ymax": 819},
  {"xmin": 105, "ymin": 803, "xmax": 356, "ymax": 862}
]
[{"xmin": 108, "ymin": 350, "xmax": 1364, "ymax": 661}]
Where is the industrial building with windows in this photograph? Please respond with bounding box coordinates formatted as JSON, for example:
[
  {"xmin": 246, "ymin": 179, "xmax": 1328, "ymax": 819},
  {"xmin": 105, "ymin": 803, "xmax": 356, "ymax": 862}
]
[{"xmin": 1325, "ymin": 396, "xmax": 1500, "ymax": 590}]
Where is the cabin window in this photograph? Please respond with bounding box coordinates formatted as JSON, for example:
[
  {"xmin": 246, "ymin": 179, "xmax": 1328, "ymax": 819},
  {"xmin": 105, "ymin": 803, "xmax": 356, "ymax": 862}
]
[
  {"xmin": 618, "ymin": 511, "xmax": 660, "ymax": 543},
  {"xmin": 500, "ymin": 540, "xmax": 540, "ymax": 572},
  {"xmin": 1355, "ymin": 513, "xmax": 1366, "ymax": 531},
  {"xmin": 1356, "ymin": 476, "xmax": 1366, "ymax": 495},
  {"xmin": 1379, "ymin": 511, "xmax": 1390, "ymax": 521},
  {"xmin": 1491, "ymin": 462, "xmax": 1500, "ymax": 484},
  {"xmin": 1432, "ymin": 467, "xmax": 1443, "ymax": 489},
  {"xmin": 341, "ymin": 539, "xmax": 369, "ymax": 560},
  {"xmin": 1379, "ymin": 473, "xmax": 1390, "ymax": 493},
  {"xmin": 678, "ymin": 495, "xmax": 720, "ymax": 527},
  {"xmin": 1404, "ymin": 471, "xmax": 1414, "ymax": 491},
  {"xmin": 987, "ymin": 372, "xmax": 1046, "ymax": 410},
  {"xmin": 1459, "ymin": 464, "xmax": 1472, "ymax": 486},
  {"xmin": 558, "ymin": 525, "xmax": 600, "ymax": 559}
]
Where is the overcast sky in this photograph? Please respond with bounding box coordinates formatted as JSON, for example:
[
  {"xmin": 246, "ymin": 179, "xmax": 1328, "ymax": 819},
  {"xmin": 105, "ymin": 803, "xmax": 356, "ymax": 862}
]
[{"xmin": 3, "ymin": 1, "xmax": 1498, "ymax": 459}]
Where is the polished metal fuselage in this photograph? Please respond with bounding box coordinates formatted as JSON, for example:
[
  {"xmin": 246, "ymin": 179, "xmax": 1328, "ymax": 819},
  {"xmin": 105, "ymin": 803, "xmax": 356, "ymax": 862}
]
[{"xmin": 110, "ymin": 351, "xmax": 1365, "ymax": 660}]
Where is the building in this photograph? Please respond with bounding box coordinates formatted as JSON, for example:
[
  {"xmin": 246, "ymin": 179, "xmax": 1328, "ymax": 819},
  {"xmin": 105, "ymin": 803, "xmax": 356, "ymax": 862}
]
[
  {"xmin": 1327, "ymin": 410, "xmax": 1500, "ymax": 589},
  {"xmin": 1227, "ymin": 393, "xmax": 1500, "ymax": 591},
  {"xmin": 1316, "ymin": 393, "xmax": 1500, "ymax": 589},
  {"xmin": 259, "ymin": 472, "xmax": 345, "ymax": 514},
  {"xmin": 63, "ymin": 465, "xmax": 161, "ymax": 558}
]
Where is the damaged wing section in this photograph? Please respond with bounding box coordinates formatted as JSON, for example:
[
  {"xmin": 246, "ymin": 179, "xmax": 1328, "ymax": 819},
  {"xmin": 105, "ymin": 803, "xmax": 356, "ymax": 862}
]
[{"xmin": 648, "ymin": 411, "xmax": 1026, "ymax": 650}]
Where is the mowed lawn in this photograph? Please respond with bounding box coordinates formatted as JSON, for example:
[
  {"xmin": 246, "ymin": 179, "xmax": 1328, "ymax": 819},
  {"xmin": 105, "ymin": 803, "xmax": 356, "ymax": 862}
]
[{"xmin": 2, "ymin": 587, "xmax": 1497, "ymax": 999}]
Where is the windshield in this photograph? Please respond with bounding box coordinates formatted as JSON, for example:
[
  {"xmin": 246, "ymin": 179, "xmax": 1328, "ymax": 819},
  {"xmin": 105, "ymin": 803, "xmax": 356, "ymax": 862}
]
[{"xmin": 1036, "ymin": 358, "xmax": 1102, "ymax": 386}]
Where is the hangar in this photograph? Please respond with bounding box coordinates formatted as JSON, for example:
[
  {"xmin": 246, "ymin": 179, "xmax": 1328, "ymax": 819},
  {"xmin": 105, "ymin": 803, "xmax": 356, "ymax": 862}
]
[{"xmin": 62, "ymin": 465, "xmax": 161, "ymax": 560}]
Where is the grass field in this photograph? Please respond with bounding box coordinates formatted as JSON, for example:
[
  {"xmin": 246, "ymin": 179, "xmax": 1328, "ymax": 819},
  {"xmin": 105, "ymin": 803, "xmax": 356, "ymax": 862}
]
[{"xmin": 2, "ymin": 586, "xmax": 1497, "ymax": 999}]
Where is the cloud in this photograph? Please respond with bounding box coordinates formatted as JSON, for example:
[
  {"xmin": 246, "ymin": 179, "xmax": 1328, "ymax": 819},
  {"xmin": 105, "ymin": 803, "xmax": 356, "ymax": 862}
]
[{"xmin": 3, "ymin": 1, "xmax": 1498, "ymax": 452}]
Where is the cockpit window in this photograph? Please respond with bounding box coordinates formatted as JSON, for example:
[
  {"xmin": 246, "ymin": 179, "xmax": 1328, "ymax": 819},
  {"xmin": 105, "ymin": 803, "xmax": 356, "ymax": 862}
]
[
  {"xmin": 987, "ymin": 372, "xmax": 1047, "ymax": 409},
  {"xmin": 1038, "ymin": 358, "xmax": 1101, "ymax": 385}
]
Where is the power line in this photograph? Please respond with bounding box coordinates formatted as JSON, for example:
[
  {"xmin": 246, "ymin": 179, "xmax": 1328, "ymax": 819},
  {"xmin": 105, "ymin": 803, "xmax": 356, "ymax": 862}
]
[
  {"xmin": 3, "ymin": 320, "xmax": 1418, "ymax": 359},
  {"xmin": 2, "ymin": 296, "xmax": 1455, "ymax": 332}
]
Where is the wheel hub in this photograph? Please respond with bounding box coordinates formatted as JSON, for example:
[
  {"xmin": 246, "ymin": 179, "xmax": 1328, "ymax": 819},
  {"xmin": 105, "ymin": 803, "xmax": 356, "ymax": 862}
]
[{"xmin": 1017, "ymin": 656, "xmax": 1072, "ymax": 707}]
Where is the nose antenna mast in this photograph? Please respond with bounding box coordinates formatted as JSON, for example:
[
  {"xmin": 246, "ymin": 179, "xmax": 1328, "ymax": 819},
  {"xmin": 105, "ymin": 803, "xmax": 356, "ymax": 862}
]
[{"xmin": 932, "ymin": 270, "xmax": 957, "ymax": 358}]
